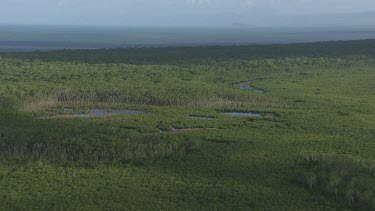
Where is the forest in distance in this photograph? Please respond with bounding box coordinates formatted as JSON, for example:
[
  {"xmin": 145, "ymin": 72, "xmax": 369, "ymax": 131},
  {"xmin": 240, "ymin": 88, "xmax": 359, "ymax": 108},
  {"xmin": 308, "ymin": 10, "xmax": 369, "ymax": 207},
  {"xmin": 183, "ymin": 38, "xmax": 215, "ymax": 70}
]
[{"xmin": 0, "ymin": 39, "xmax": 375, "ymax": 209}]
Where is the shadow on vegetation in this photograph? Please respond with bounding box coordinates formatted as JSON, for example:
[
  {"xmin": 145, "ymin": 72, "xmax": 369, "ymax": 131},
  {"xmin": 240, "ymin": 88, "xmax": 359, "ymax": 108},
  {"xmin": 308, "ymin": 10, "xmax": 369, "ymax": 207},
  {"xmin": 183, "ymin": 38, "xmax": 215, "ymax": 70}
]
[
  {"xmin": 300, "ymin": 155, "xmax": 375, "ymax": 209},
  {"xmin": 0, "ymin": 112, "xmax": 195, "ymax": 166},
  {"xmin": 0, "ymin": 95, "xmax": 17, "ymax": 110}
]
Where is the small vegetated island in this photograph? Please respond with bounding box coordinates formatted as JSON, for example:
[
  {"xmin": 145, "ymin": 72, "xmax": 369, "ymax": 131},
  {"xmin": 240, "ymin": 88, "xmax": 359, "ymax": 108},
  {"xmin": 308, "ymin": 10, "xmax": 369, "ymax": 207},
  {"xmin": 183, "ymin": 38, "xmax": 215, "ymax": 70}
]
[{"xmin": 0, "ymin": 40, "xmax": 375, "ymax": 209}]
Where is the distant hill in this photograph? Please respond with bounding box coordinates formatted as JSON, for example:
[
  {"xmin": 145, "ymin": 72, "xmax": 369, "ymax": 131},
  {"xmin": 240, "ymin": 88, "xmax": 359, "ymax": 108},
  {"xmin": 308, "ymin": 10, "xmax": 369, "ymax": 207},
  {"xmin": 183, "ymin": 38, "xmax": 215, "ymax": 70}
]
[
  {"xmin": 228, "ymin": 12, "xmax": 375, "ymax": 28},
  {"xmin": 180, "ymin": 11, "xmax": 375, "ymax": 28},
  {"xmin": 283, "ymin": 12, "xmax": 375, "ymax": 27}
]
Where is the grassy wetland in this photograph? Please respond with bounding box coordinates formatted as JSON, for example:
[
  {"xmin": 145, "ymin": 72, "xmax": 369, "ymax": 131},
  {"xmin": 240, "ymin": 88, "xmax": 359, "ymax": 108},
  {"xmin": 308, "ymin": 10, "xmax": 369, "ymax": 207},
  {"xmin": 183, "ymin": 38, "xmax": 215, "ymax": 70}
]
[{"xmin": 0, "ymin": 39, "xmax": 375, "ymax": 209}]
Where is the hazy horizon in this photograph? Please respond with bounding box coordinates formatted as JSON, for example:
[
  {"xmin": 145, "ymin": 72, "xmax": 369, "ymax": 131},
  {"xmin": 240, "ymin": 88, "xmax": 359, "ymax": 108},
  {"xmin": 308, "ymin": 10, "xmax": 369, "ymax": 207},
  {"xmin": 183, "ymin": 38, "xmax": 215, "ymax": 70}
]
[
  {"xmin": 1, "ymin": 0, "xmax": 375, "ymax": 27},
  {"xmin": 2, "ymin": 0, "xmax": 375, "ymax": 52}
]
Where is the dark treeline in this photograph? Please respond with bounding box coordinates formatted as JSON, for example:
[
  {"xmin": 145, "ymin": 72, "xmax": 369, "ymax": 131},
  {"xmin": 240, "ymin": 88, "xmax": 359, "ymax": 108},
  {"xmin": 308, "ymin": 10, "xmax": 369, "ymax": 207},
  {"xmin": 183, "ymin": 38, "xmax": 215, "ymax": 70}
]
[{"xmin": 2, "ymin": 39, "xmax": 375, "ymax": 65}]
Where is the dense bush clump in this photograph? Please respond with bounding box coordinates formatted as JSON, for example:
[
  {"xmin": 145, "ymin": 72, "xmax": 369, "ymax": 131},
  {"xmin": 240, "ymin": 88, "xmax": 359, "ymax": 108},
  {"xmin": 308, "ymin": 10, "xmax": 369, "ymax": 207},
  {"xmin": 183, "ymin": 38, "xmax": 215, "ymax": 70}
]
[{"xmin": 301, "ymin": 155, "xmax": 375, "ymax": 209}]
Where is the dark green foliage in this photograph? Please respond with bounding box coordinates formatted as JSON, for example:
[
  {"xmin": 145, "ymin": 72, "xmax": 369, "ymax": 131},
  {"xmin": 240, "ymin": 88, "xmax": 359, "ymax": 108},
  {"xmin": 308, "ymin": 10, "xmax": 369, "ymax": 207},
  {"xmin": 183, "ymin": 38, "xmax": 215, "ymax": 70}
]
[
  {"xmin": 0, "ymin": 94, "xmax": 17, "ymax": 110},
  {"xmin": 301, "ymin": 155, "xmax": 375, "ymax": 209}
]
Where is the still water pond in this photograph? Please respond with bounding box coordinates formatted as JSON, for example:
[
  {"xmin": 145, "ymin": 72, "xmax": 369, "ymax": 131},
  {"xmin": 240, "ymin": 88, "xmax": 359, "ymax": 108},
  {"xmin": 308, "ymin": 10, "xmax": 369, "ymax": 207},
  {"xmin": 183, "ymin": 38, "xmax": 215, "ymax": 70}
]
[
  {"xmin": 223, "ymin": 112, "xmax": 261, "ymax": 117},
  {"xmin": 74, "ymin": 109, "xmax": 143, "ymax": 117},
  {"xmin": 240, "ymin": 82, "xmax": 264, "ymax": 93}
]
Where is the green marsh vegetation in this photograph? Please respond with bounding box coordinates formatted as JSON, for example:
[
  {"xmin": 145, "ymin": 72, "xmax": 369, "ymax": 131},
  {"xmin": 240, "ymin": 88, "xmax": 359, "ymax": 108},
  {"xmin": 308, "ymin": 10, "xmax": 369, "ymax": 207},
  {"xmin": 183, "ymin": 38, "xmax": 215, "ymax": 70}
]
[{"xmin": 0, "ymin": 40, "xmax": 374, "ymax": 209}]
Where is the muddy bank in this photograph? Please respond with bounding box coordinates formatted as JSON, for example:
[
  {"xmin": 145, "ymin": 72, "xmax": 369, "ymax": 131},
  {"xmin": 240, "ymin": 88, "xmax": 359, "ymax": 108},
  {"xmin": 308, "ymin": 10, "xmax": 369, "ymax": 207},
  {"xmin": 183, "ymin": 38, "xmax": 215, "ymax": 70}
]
[
  {"xmin": 188, "ymin": 115, "xmax": 214, "ymax": 120},
  {"xmin": 40, "ymin": 109, "xmax": 143, "ymax": 119},
  {"xmin": 239, "ymin": 81, "xmax": 265, "ymax": 93},
  {"xmin": 160, "ymin": 128, "xmax": 217, "ymax": 135}
]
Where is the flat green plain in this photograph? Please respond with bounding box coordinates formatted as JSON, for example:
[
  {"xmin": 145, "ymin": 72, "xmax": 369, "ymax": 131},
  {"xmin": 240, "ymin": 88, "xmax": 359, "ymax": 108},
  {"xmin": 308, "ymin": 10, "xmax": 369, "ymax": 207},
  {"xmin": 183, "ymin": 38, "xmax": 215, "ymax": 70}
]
[{"xmin": 0, "ymin": 40, "xmax": 374, "ymax": 209}]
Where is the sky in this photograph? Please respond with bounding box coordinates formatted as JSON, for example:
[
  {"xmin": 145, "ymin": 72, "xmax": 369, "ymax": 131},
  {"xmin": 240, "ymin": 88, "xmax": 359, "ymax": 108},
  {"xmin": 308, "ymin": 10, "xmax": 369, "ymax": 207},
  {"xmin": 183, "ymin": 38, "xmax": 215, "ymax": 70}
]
[{"xmin": 1, "ymin": 0, "xmax": 375, "ymax": 27}]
